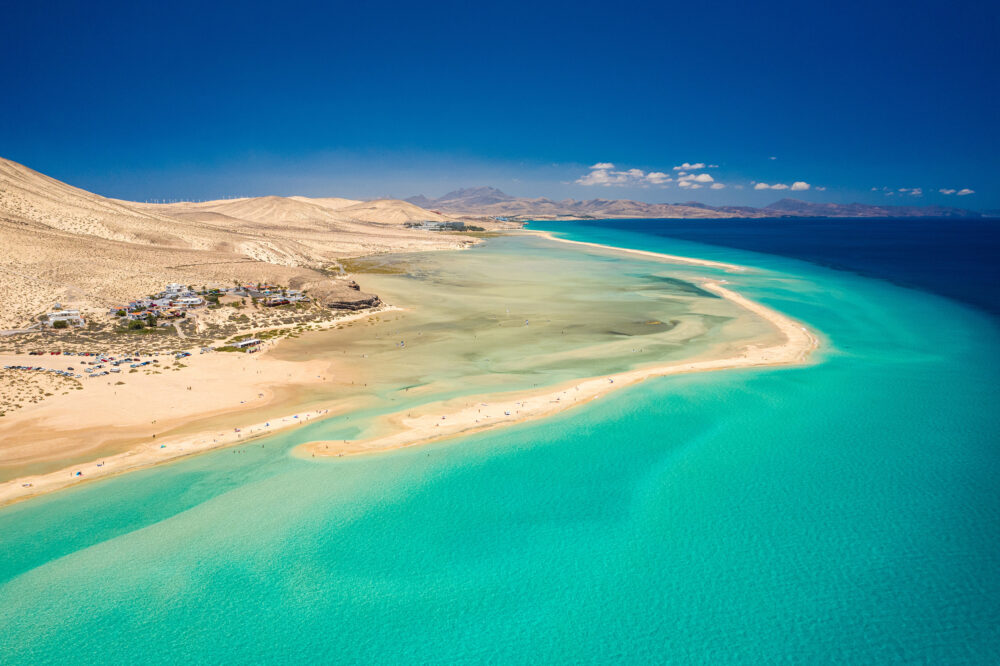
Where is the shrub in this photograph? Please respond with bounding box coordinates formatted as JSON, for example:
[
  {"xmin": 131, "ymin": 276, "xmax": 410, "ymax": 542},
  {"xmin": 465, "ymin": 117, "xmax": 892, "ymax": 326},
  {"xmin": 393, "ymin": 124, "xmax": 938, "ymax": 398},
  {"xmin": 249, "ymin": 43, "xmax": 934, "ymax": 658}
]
[{"xmin": 52, "ymin": 320, "xmax": 69, "ymax": 329}]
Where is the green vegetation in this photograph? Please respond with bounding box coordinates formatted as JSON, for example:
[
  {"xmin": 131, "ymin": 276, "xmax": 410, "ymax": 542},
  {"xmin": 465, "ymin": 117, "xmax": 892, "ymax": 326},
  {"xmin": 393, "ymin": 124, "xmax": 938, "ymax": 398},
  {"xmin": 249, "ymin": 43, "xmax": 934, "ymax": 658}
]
[{"xmin": 52, "ymin": 320, "xmax": 69, "ymax": 330}]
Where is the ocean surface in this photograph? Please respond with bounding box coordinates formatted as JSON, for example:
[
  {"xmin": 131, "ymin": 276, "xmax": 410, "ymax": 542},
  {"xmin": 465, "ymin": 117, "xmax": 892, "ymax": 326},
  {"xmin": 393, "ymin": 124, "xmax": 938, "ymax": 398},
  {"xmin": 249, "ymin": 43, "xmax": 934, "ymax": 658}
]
[
  {"xmin": 559, "ymin": 217, "xmax": 1000, "ymax": 314},
  {"xmin": 2, "ymin": 220, "xmax": 998, "ymax": 663}
]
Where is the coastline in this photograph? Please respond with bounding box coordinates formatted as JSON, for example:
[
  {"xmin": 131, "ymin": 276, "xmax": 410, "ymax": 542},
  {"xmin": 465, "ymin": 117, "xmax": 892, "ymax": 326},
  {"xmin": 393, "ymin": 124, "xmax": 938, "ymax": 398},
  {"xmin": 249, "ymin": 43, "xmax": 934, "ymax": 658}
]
[
  {"xmin": 299, "ymin": 279, "xmax": 818, "ymax": 459},
  {"xmin": 0, "ymin": 307, "xmax": 397, "ymax": 508},
  {"xmin": 519, "ymin": 229, "xmax": 747, "ymax": 272},
  {"xmin": 0, "ymin": 236, "xmax": 817, "ymax": 508}
]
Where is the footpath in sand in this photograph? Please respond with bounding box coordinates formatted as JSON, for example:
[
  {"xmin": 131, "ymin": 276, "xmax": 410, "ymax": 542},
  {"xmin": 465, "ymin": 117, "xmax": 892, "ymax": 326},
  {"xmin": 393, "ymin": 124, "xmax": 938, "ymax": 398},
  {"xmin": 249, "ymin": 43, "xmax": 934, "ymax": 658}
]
[{"xmin": 301, "ymin": 281, "xmax": 819, "ymax": 459}]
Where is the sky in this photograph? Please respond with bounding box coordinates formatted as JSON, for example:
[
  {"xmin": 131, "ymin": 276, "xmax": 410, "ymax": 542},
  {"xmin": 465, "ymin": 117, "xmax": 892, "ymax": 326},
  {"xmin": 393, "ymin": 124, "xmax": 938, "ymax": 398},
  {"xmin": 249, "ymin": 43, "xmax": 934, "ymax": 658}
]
[{"xmin": 2, "ymin": 0, "xmax": 997, "ymax": 208}]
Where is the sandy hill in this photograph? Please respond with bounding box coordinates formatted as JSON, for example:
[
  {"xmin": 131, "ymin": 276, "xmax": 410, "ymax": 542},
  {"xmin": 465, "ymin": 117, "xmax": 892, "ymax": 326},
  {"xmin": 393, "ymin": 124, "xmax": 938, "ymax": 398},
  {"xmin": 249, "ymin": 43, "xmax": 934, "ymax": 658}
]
[
  {"xmin": 292, "ymin": 196, "xmax": 362, "ymax": 211},
  {"xmin": 334, "ymin": 199, "xmax": 454, "ymax": 225},
  {"xmin": 0, "ymin": 157, "xmax": 478, "ymax": 329}
]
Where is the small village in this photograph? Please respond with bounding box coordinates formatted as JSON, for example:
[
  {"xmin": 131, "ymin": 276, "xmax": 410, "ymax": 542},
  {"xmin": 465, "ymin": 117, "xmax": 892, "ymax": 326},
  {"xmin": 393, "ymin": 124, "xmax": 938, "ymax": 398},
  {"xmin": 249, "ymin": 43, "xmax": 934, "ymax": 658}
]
[
  {"xmin": 0, "ymin": 278, "xmax": 386, "ymax": 418},
  {"xmin": 107, "ymin": 282, "xmax": 312, "ymax": 325},
  {"xmin": 8, "ymin": 276, "xmax": 380, "ymax": 353}
]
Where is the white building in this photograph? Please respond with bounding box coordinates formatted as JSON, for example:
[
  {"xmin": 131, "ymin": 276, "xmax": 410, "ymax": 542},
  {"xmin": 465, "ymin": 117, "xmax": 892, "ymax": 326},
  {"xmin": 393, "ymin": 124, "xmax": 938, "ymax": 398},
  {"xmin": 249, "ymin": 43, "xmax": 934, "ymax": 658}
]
[{"xmin": 46, "ymin": 309, "xmax": 85, "ymax": 327}]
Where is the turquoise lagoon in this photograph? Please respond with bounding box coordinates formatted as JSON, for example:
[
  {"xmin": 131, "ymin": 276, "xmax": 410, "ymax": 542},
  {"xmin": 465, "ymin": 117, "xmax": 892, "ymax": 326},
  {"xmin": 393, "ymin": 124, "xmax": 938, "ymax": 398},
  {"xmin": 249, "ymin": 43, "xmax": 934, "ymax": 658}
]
[{"xmin": 1, "ymin": 224, "xmax": 998, "ymax": 663}]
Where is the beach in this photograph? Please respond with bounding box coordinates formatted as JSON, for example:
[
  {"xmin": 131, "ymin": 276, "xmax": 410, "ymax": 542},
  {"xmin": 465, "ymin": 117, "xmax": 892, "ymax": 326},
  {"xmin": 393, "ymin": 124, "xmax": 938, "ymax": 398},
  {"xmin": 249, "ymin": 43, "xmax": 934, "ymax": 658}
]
[{"xmin": 0, "ymin": 308, "xmax": 397, "ymax": 506}]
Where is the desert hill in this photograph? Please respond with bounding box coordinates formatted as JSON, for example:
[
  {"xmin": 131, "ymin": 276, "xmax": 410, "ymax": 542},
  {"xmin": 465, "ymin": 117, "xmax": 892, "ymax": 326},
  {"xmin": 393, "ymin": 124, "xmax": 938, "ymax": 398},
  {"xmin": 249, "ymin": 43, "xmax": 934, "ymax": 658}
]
[{"xmin": 0, "ymin": 157, "xmax": 480, "ymax": 328}]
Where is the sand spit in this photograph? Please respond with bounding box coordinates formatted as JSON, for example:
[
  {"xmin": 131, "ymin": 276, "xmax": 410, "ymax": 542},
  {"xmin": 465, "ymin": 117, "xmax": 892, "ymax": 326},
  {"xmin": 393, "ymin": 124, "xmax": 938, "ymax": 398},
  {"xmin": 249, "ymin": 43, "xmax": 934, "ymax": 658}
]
[
  {"xmin": 301, "ymin": 281, "xmax": 818, "ymax": 459},
  {"xmin": 520, "ymin": 229, "xmax": 746, "ymax": 272}
]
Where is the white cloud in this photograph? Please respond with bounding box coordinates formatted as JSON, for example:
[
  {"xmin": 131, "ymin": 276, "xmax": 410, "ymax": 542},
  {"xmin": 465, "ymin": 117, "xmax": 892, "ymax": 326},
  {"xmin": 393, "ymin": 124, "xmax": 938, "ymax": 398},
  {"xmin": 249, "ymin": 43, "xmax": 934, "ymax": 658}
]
[
  {"xmin": 754, "ymin": 182, "xmax": 771, "ymax": 190},
  {"xmin": 939, "ymin": 188, "xmax": 956, "ymax": 195},
  {"xmin": 708, "ymin": 164, "xmax": 719, "ymax": 168},
  {"xmin": 909, "ymin": 188, "xmax": 923, "ymax": 196},
  {"xmin": 768, "ymin": 156, "xmax": 777, "ymax": 160},
  {"xmin": 815, "ymin": 186, "xmax": 827, "ymax": 191},
  {"xmin": 871, "ymin": 187, "xmax": 879, "ymax": 191},
  {"xmin": 957, "ymin": 188, "xmax": 974, "ymax": 196},
  {"xmin": 576, "ymin": 168, "xmax": 625, "ymax": 186},
  {"xmin": 677, "ymin": 173, "xmax": 714, "ymax": 186},
  {"xmin": 754, "ymin": 182, "xmax": 790, "ymax": 190},
  {"xmin": 790, "ymin": 181, "xmax": 811, "ymax": 191},
  {"xmin": 898, "ymin": 188, "xmax": 910, "ymax": 192},
  {"xmin": 673, "ymin": 162, "xmax": 706, "ymax": 171},
  {"xmin": 576, "ymin": 162, "xmax": 673, "ymax": 187},
  {"xmin": 710, "ymin": 183, "xmax": 725, "ymax": 190}
]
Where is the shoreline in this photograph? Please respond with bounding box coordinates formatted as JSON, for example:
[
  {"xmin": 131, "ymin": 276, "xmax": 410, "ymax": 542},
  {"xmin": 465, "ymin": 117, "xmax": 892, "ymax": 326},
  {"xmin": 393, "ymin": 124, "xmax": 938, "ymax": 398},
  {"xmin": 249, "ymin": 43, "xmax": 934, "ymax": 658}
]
[
  {"xmin": 518, "ymin": 229, "xmax": 747, "ymax": 272},
  {"xmin": 0, "ymin": 307, "xmax": 397, "ymax": 508},
  {"xmin": 0, "ymin": 236, "xmax": 818, "ymax": 508},
  {"xmin": 299, "ymin": 280, "xmax": 818, "ymax": 459}
]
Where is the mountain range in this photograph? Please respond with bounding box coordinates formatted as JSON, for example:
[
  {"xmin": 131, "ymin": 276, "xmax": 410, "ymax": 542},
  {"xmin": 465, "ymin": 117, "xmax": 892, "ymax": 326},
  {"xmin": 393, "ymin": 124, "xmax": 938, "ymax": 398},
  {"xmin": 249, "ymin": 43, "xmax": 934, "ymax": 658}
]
[{"xmin": 407, "ymin": 187, "xmax": 984, "ymax": 219}]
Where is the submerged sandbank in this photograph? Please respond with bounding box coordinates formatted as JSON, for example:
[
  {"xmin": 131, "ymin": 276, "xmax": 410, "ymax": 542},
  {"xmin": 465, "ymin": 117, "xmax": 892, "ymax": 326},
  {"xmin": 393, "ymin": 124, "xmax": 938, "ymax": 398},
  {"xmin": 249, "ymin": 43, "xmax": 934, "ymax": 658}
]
[{"xmin": 300, "ymin": 280, "xmax": 818, "ymax": 458}]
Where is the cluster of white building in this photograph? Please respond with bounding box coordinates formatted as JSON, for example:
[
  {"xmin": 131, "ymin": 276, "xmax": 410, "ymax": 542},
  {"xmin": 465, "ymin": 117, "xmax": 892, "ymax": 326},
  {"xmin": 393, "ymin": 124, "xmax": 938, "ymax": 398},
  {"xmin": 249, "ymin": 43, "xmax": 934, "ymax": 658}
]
[{"xmin": 109, "ymin": 283, "xmax": 206, "ymax": 322}]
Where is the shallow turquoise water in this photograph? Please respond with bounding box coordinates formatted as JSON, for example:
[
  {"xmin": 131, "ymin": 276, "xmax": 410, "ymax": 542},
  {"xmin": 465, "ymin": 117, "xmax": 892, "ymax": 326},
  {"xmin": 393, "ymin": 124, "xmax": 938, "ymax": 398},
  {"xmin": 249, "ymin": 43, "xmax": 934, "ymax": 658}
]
[{"xmin": 1, "ymin": 227, "xmax": 998, "ymax": 663}]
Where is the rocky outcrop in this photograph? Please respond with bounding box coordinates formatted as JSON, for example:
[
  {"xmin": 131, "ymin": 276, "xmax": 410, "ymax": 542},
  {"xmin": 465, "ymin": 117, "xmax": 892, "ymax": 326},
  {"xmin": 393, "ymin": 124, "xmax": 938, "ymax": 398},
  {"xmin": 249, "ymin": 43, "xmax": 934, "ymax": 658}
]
[
  {"xmin": 292, "ymin": 276, "xmax": 381, "ymax": 311},
  {"xmin": 326, "ymin": 293, "xmax": 381, "ymax": 311}
]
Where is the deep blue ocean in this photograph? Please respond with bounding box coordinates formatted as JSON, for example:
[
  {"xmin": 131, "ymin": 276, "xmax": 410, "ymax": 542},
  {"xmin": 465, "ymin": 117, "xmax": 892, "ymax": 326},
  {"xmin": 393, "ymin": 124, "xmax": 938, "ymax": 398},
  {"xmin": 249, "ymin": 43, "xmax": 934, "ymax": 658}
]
[{"xmin": 556, "ymin": 217, "xmax": 1000, "ymax": 315}]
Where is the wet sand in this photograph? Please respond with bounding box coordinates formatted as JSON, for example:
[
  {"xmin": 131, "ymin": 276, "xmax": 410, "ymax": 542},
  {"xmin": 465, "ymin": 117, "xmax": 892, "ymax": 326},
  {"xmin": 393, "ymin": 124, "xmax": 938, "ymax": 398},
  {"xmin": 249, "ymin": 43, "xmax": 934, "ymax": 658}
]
[{"xmin": 300, "ymin": 281, "xmax": 818, "ymax": 458}]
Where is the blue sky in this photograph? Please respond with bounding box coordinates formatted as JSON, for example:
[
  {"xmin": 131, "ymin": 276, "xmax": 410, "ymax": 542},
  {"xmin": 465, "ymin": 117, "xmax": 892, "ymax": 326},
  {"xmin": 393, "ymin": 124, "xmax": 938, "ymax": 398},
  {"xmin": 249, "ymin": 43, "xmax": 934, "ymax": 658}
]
[{"xmin": 2, "ymin": 0, "xmax": 997, "ymax": 207}]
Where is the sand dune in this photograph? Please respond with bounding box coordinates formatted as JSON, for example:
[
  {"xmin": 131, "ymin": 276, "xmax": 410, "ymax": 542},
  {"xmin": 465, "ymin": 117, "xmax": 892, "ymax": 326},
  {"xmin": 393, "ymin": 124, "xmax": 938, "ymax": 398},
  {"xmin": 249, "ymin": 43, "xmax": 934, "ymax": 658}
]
[
  {"xmin": 333, "ymin": 199, "xmax": 454, "ymax": 225},
  {"xmin": 0, "ymin": 157, "xmax": 492, "ymax": 328},
  {"xmin": 292, "ymin": 196, "xmax": 362, "ymax": 210}
]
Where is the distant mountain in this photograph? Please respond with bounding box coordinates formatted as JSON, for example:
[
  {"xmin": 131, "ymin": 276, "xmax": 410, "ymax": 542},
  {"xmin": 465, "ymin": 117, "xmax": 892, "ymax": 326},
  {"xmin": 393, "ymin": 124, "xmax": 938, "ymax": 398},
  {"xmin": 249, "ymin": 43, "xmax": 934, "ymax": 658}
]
[
  {"xmin": 407, "ymin": 188, "xmax": 738, "ymax": 219},
  {"xmin": 762, "ymin": 198, "xmax": 981, "ymax": 218},
  {"xmin": 406, "ymin": 188, "xmax": 982, "ymax": 220}
]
